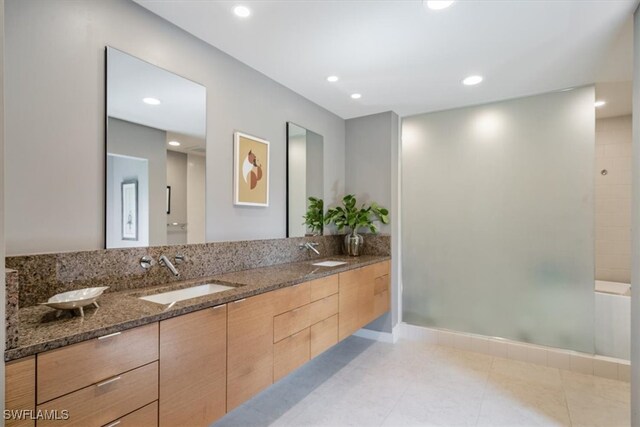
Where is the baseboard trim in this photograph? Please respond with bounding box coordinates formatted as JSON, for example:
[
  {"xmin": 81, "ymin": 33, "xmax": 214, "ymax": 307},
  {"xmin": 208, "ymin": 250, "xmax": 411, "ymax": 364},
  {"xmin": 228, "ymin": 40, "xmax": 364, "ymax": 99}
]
[
  {"xmin": 395, "ymin": 322, "xmax": 631, "ymax": 383},
  {"xmin": 354, "ymin": 326, "xmax": 398, "ymax": 343}
]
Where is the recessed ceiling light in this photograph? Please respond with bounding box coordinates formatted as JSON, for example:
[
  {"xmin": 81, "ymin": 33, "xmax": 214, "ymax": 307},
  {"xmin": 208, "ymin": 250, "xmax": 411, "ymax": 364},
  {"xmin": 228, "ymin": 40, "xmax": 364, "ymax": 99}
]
[
  {"xmin": 351, "ymin": 93, "xmax": 362, "ymax": 99},
  {"xmin": 233, "ymin": 5, "xmax": 251, "ymax": 18},
  {"xmin": 327, "ymin": 75, "xmax": 339, "ymax": 82},
  {"xmin": 594, "ymin": 100, "xmax": 606, "ymax": 108},
  {"xmin": 142, "ymin": 97, "xmax": 161, "ymax": 105},
  {"xmin": 424, "ymin": 0, "xmax": 455, "ymax": 10},
  {"xmin": 559, "ymin": 87, "xmax": 575, "ymax": 92},
  {"xmin": 168, "ymin": 141, "xmax": 181, "ymax": 147},
  {"xmin": 462, "ymin": 75, "xmax": 483, "ymax": 86}
]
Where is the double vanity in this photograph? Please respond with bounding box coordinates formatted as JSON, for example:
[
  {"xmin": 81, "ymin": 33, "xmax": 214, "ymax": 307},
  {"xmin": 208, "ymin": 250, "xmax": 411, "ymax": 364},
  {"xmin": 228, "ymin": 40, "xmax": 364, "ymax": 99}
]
[{"xmin": 5, "ymin": 249, "xmax": 390, "ymax": 427}]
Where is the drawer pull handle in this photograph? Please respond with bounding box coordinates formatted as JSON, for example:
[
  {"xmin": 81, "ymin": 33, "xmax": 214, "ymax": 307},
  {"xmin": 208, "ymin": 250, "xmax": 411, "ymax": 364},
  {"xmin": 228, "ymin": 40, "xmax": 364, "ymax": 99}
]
[
  {"xmin": 233, "ymin": 298, "xmax": 246, "ymax": 304},
  {"xmin": 213, "ymin": 305, "xmax": 225, "ymax": 310},
  {"xmin": 97, "ymin": 332, "xmax": 121, "ymax": 340},
  {"xmin": 104, "ymin": 421, "xmax": 121, "ymax": 427},
  {"xmin": 96, "ymin": 376, "xmax": 122, "ymax": 388}
]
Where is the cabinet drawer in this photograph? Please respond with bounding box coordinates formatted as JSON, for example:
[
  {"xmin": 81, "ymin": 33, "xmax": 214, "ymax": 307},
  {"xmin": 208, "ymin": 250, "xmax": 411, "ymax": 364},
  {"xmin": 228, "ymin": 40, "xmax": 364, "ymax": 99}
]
[
  {"xmin": 370, "ymin": 261, "xmax": 390, "ymax": 279},
  {"xmin": 6, "ymin": 356, "xmax": 35, "ymax": 427},
  {"xmin": 272, "ymin": 282, "xmax": 310, "ymax": 315},
  {"xmin": 274, "ymin": 305, "xmax": 310, "ymax": 343},
  {"xmin": 309, "ymin": 275, "xmax": 339, "ymax": 301},
  {"xmin": 373, "ymin": 290, "xmax": 390, "ymax": 318},
  {"xmin": 37, "ymin": 323, "xmax": 159, "ymax": 403},
  {"xmin": 274, "ymin": 328, "xmax": 310, "ymax": 381},
  {"xmin": 310, "ymin": 315, "xmax": 338, "ymax": 359},
  {"xmin": 104, "ymin": 401, "xmax": 158, "ymax": 427},
  {"xmin": 308, "ymin": 293, "xmax": 338, "ymax": 325},
  {"xmin": 374, "ymin": 274, "xmax": 390, "ymax": 295},
  {"xmin": 37, "ymin": 361, "xmax": 158, "ymax": 427}
]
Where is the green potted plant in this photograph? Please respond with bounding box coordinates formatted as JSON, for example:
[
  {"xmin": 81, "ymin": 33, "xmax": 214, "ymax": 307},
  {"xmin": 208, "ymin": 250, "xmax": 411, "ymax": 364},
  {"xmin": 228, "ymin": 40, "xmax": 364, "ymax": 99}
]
[
  {"xmin": 303, "ymin": 197, "xmax": 324, "ymax": 236},
  {"xmin": 324, "ymin": 194, "xmax": 389, "ymax": 256}
]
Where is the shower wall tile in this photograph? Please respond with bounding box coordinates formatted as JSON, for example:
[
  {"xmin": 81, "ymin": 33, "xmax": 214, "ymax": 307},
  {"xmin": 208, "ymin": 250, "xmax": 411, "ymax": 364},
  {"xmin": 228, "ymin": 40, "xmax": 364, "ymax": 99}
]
[{"xmin": 595, "ymin": 115, "xmax": 632, "ymax": 283}]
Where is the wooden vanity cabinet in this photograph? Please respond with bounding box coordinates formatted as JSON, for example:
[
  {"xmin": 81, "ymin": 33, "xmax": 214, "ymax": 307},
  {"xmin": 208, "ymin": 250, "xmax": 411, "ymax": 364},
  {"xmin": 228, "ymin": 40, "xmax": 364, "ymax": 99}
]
[
  {"xmin": 3, "ymin": 260, "xmax": 390, "ymax": 427},
  {"xmin": 159, "ymin": 305, "xmax": 227, "ymax": 427},
  {"xmin": 338, "ymin": 268, "xmax": 365, "ymax": 340},
  {"xmin": 5, "ymin": 355, "xmax": 35, "ymax": 427},
  {"xmin": 226, "ymin": 291, "xmax": 276, "ymax": 411},
  {"xmin": 339, "ymin": 261, "xmax": 391, "ymax": 341}
]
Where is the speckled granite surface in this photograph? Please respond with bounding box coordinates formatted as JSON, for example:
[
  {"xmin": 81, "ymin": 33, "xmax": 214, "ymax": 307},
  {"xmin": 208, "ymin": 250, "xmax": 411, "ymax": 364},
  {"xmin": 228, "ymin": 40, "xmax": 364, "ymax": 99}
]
[
  {"xmin": 4, "ymin": 255, "xmax": 390, "ymax": 361},
  {"xmin": 6, "ymin": 236, "xmax": 348, "ymax": 308},
  {"xmin": 5, "ymin": 270, "xmax": 19, "ymax": 350}
]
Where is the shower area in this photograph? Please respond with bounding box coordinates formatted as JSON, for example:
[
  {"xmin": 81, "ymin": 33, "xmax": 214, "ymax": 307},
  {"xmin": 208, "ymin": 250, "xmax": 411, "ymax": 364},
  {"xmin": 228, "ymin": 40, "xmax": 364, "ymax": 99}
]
[{"xmin": 402, "ymin": 84, "xmax": 631, "ymax": 360}]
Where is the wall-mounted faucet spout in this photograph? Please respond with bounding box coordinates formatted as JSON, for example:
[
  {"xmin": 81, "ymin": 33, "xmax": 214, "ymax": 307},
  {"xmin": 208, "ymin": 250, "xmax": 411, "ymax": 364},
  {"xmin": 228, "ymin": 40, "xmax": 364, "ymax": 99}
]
[
  {"xmin": 159, "ymin": 254, "xmax": 180, "ymax": 276},
  {"xmin": 299, "ymin": 242, "xmax": 321, "ymax": 255}
]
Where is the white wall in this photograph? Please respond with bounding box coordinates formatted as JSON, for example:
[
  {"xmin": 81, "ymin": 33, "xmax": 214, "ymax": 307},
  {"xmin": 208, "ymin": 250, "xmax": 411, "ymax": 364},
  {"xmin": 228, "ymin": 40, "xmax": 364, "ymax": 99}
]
[
  {"xmin": 5, "ymin": 0, "xmax": 345, "ymax": 255},
  {"xmin": 631, "ymin": 5, "xmax": 640, "ymax": 423},
  {"xmin": 345, "ymin": 111, "xmax": 400, "ymax": 333},
  {"xmin": 288, "ymin": 135, "xmax": 307, "ymax": 237},
  {"xmin": 106, "ymin": 154, "xmax": 150, "ymax": 248},
  {"xmin": 595, "ymin": 115, "xmax": 632, "ymax": 284},
  {"xmin": 187, "ymin": 153, "xmax": 205, "ymax": 244},
  {"xmin": 107, "ymin": 117, "xmax": 166, "ymax": 247}
]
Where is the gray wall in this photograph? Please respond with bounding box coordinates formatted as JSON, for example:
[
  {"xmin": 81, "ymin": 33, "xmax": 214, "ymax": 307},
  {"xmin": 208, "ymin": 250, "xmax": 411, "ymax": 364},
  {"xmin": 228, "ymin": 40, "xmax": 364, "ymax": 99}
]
[
  {"xmin": 345, "ymin": 111, "xmax": 400, "ymax": 333},
  {"xmin": 631, "ymin": 5, "xmax": 640, "ymax": 423},
  {"xmin": 0, "ymin": 0, "xmax": 5, "ymax": 412},
  {"xmin": 5, "ymin": 0, "xmax": 345, "ymax": 255},
  {"xmin": 167, "ymin": 150, "xmax": 187, "ymax": 245}
]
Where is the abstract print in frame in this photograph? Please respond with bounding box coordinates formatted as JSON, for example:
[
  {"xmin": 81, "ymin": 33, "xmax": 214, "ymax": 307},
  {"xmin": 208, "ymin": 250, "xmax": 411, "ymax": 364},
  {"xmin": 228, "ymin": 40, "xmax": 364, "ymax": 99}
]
[{"xmin": 234, "ymin": 131, "xmax": 270, "ymax": 206}]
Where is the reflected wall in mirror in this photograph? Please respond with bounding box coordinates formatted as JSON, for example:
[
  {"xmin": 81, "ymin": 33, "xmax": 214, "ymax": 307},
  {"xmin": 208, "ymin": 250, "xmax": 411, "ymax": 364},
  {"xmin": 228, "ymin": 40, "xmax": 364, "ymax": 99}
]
[
  {"xmin": 287, "ymin": 122, "xmax": 324, "ymax": 237},
  {"xmin": 106, "ymin": 47, "xmax": 207, "ymax": 248}
]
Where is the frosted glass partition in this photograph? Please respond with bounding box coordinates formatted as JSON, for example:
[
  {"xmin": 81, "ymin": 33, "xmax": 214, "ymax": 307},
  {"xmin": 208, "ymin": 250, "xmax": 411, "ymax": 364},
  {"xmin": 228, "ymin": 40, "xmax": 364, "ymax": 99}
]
[{"xmin": 401, "ymin": 87, "xmax": 595, "ymax": 353}]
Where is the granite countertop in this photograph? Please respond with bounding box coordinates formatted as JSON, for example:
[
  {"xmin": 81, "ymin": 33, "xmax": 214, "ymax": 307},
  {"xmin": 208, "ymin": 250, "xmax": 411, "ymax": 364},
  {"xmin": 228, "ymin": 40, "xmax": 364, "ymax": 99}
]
[{"xmin": 5, "ymin": 255, "xmax": 389, "ymax": 361}]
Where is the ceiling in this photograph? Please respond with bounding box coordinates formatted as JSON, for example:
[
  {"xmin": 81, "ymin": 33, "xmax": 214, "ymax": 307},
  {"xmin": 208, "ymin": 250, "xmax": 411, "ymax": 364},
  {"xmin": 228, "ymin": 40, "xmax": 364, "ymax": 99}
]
[
  {"xmin": 596, "ymin": 81, "xmax": 633, "ymax": 119},
  {"xmin": 135, "ymin": 0, "xmax": 637, "ymax": 119},
  {"xmin": 107, "ymin": 47, "xmax": 207, "ymax": 137}
]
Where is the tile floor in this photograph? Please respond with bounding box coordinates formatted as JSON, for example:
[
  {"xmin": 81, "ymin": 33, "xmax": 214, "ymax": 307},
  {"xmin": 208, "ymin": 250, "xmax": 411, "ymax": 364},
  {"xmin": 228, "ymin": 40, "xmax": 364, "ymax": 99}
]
[{"xmin": 214, "ymin": 337, "xmax": 630, "ymax": 427}]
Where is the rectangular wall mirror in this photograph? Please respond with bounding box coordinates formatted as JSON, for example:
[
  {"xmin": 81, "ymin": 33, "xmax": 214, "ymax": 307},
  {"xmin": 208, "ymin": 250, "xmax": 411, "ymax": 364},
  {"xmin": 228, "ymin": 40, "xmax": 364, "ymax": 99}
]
[
  {"xmin": 105, "ymin": 47, "xmax": 207, "ymax": 248},
  {"xmin": 286, "ymin": 122, "xmax": 324, "ymax": 237}
]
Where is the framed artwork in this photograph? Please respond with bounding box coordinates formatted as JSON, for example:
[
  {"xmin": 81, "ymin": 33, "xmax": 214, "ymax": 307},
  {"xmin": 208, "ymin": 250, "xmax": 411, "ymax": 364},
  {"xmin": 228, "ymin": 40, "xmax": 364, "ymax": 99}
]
[
  {"xmin": 234, "ymin": 131, "xmax": 270, "ymax": 206},
  {"xmin": 121, "ymin": 180, "xmax": 138, "ymax": 240},
  {"xmin": 166, "ymin": 186, "xmax": 171, "ymax": 214}
]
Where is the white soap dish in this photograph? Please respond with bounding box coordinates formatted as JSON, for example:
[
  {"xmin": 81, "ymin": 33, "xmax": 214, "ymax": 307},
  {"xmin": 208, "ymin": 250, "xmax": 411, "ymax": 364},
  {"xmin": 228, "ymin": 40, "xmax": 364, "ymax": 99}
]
[{"xmin": 40, "ymin": 286, "xmax": 109, "ymax": 317}]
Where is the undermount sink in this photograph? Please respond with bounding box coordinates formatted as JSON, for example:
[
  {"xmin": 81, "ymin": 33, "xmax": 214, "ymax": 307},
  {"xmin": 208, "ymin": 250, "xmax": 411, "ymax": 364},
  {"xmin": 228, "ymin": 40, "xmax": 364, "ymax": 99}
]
[
  {"xmin": 312, "ymin": 260, "xmax": 348, "ymax": 267},
  {"xmin": 139, "ymin": 284, "xmax": 234, "ymax": 305}
]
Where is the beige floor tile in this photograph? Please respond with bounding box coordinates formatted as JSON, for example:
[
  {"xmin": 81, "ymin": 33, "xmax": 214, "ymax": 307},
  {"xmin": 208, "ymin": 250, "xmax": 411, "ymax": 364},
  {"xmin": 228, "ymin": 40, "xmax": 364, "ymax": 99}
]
[
  {"xmin": 479, "ymin": 374, "xmax": 571, "ymax": 426},
  {"xmin": 561, "ymin": 370, "xmax": 630, "ymax": 404},
  {"xmin": 565, "ymin": 390, "xmax": 630, "ymax": 427},
  {"xmin": 214, "ymin": 338, "xmax": 631, "ymax": 427},
  {"xmin": 491, "ymin": 357, "xmax": 563, "ymax": 390}
]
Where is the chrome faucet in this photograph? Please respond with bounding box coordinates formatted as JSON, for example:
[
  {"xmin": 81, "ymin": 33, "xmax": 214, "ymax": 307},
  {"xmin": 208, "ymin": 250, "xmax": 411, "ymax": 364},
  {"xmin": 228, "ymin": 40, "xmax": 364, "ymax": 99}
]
[
  {"xmin": 299, "ymin": 242, "xmax": 320, "ymax": 255},
  {"xmin": 159, "ymin": 254, "xmax": 180, "ymax": 277}
]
